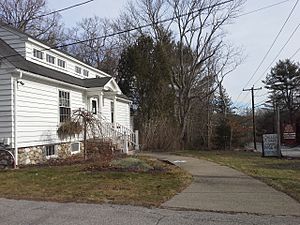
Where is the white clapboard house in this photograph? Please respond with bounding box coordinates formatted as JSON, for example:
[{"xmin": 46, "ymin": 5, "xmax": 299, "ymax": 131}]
[{"xmin": 0, "ymin": 23, "xmax": 137, "ymax": 166}]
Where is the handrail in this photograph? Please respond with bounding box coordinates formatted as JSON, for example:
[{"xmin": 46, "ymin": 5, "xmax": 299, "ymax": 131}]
[{"xmin": 92, "ymin": 114, "xmax": 138, "ymax": 152}]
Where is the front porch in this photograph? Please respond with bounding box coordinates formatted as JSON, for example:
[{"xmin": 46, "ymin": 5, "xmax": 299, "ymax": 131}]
[{"xmin": 86, "ymin": 80, "xmax": 138, "ymax": 153}]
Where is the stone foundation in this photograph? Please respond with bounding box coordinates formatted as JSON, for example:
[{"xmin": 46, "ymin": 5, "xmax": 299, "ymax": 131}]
[
  {"xmin": 18, "ymin": 146, "xmax": 45, "ymax": 165},
  {"xmin": 18, "ymin": 142, "xmax": 84, "ymax": 165}
]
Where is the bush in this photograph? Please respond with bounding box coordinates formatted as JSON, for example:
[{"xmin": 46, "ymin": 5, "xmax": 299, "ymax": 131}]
[
  {"xmin": 86, "ymin": 139, "xmax": 116, "ymax": 165},
  {"xmin": 57, "ymin": 121, "xmax": 82, "ymax": 140},
  {"xmin": 111, "ymin": 157, "xmax": 153, "ymax": 172},
  {"xmin": 141, "ymin": 117, "xmax": 180, "ymax": 152}
]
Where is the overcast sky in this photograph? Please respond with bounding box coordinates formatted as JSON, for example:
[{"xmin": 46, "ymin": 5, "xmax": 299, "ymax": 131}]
[{"xmin": 48, "ymin": 0, "xmax": 300, "ymax": 110}]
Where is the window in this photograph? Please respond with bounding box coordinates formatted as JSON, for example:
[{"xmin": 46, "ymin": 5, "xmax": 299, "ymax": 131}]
[
  {"xmin": 111, "ymin": 101, "xmax": 114, "ymax": 124},
  {"xmin": 71, "ymin": 142, "xmax": 80, "ymax": 154},
  {"xmin": 92, "ymin": 100, "xmax": 97, "ymax": 114},
  {"xmin": 46, "ymin": 54, "xmax": 55, "ymax": 64},
  {"xmin": 83, "ymin": 69, "xmax": 89, "ymax": 77},
  {"xmin": 59, "ymin": 90, "xmax": 71, "ymax": 123},
  {"xmin": 33, "ymin": 49, "xmax": 43, "ymax": 59},
  {"xmin": 58, "ymin": 59, "xmax": 66, "ymax": 68},
  {"xmin": 45, "ymin": 145, "xmax": 56, "ymax": 157},
  {"xmin": 75, "ymin": 66, "xmax": 82, "ymax": 74}
]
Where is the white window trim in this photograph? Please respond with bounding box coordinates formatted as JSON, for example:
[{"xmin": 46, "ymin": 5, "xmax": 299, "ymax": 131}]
[
  {"xmin": 83, "ymin": 69, "xmax": 89, "ymax": 77},
  {"xmin": 75, "ymin": 66, "xmax": 82, "ymax": 74},
  {"xmin": 58, "ymin": 89, "xmax": 71, "ymax": 123},
  {"xmin": 57, "ymin": 59, "xmax": 66, "ymax": 68},
  {"xmin": 70, "ymin": 142, "xmax": 81, "ymax": 155},
  {"xmin": 33, "ymin": 49, "xmax": 44, "ymax": 62},
  {"xmin": 44, "ymin": 145, "xmax": 58, "ymax": 159},
  {"xmin": 46, "ymin": 54, "xmax": 55, "ymax": 64}
]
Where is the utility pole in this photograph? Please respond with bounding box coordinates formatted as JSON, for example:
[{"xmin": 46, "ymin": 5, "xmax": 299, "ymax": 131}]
[
  {"xmin": 243, "ymin": 86, "xmax": 262, "ymax": 150},
  {"xmin": 276, "ymin": 104, "xmax": 282, "ymax": 157}
]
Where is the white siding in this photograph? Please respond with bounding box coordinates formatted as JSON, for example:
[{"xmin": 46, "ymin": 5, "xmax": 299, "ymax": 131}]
[
  {"xmin": 0, "ymin": 27, "xmax": 111, "ymax": 80},
  {"xmin": 0, "ymin": 27, "xmax": 26, "ymax": 56},
  {"xmin": 102, "ymin": 98, "xmax": 112, "ymax": 123},
  {"xmin": 14, "ymin": 76, "xmax": 86, "ymax": 147},
  {"xmin": 0, "ymin": 69, "xmax": 13, "ymax": 143},
  {"xmin": 116, "ymin": 100, "xmax": 130, "ymax": 129},
  {"xmin": 25, "ymin": 41, "xmax": 108, "ymax": 80}
]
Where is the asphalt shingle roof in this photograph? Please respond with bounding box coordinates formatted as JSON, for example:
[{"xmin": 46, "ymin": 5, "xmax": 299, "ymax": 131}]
[{"xmin": 0, "ymin": 38, "xmax": 112, "ymax": 88}]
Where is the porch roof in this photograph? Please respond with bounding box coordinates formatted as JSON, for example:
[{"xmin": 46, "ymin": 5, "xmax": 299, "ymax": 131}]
[{"xmin": 0, "ymin": 38, "xmax": 112, "ymax": 88}]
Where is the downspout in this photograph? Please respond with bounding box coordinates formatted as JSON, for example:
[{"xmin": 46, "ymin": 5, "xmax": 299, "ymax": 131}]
[{"xmin": 13, "ymin": 71, "xmax": 22, "ymax": 168}]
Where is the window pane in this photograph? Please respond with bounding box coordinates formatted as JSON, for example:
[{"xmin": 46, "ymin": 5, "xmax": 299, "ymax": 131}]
[
  {"xmin": 83, "ymin": 69, "xmax": 89, "ymax": 77},
  {"xmin": 59, "ymin": 90, "xmax": 70, "ymax": 122},
  {"xmin": 33, "ymin": 49, "xmax": 43, "ymax": 59},
  {"xmin": 46, "ymin": 145, "xmax": 56, "ymax": 156}
]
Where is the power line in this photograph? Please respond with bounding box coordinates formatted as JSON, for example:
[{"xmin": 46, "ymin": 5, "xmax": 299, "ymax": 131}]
[
  {"xmin": 255, "ymin": 92, "xmax": 268, "ymax": 98},
  {"xmin": 0, "ymin": 0, "xmax": 293, "ymax": 63},
  {"xmin": 234, "ymin": 0, "xmax": 299, "ymax": 105},
  {"xmin": 245, "ymin": 0, "xmax": 299, "ymax": 86},
  {"xmin": 0, "ymin": 0, "xmax": 234, "ymax": 61},
  {"xmin": 255, "ymin": 99, "xmax": 267, "ymax": 107},
  {"xmin": 253, "ymin": 22, "xmax": 300, "ymax": 86},
  {"xmin": 31, "ymin": 0, "xmax": 94, "ymax": 20},
  {"xmin": 237, "ymin": 0, "xmax": 292, "ymax": 17},
  {"xmin": 290, "ymin": 47, "xmax": 300, "ymax": 59}
]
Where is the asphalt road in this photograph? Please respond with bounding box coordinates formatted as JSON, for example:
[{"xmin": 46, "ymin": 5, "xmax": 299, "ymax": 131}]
[
  {"xmin": 0, "ymin": 198, "xmax": 299, "ymax": 225},
  {"xmin": 246, "ymin": 142, "xmax": 300, "ymax": 157}
]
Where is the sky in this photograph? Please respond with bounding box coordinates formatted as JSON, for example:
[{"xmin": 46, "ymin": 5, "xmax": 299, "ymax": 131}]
[{"xmin": 48, "ymin": 0, "xmax": 300, "ymax": 110}]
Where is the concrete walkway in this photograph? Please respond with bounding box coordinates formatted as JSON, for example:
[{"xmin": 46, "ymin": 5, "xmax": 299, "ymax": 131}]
[{"xmin": 145, "ymin": 153, "xmax": 300, "ymax": 216}]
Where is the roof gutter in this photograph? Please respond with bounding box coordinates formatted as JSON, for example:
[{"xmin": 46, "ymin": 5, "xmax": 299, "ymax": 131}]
[
  {"xmin": 14, "ymin": 69, "xmax": 88, "ymax": 91},
  {"xmin": 116, "ymin": 96, "xmax": 132, "ymax": 103}
]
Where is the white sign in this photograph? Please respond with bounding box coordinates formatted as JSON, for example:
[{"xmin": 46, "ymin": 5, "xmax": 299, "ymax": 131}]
[
  {"xmin": 173, "ymin": 160, "xmax": 187, "ymax": 163},
  {"xmin": 262, "ymin": 134, "xmax": 279, "ymax": 157}
]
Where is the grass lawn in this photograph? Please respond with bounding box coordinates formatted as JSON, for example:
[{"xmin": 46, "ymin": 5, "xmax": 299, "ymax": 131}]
[
  {"xmin": 0, "ymin": 157, "xmax": 191, "ymax": 206},
  {"xmin": 175, "ymin": 150, "xmax": 300, "ymax": 202}
]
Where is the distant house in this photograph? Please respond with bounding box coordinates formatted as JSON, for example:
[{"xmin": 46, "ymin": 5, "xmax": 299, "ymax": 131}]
[{"xmin": 0, "ymin": 23, "xmax": 137, "ymax": 166}]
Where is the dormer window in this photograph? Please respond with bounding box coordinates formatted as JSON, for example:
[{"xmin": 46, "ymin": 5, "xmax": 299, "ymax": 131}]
[
  {"xmin": 33, "ymin": 49, "xmax": 43, "ymax": 59},
  {"xmin": 58, "ymin": 59, "xmax": 66, "ymax": 68},
  {"xmin": 75, "ymin": 66, "xmax": 82, "ymax": 74},
  {"xmin": 83, "ymin": 69, "xmax": 89, "ymax": 77},
  {"xmin": 46, "ymin": 54, "xmax": 55, "ymax": 64}
]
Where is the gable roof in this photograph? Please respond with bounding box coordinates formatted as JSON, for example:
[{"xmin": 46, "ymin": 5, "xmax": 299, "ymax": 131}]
[
  {"xmin": 0, "ymin": 38, "xmax": 112, "ymax": 88},
  {"xmin": 0, "ymin": 22, "xmax": 113, "ymax": 78},
  {"xmin": 0, "ymin": 22, "xmax": 87, "ymax": 65}
]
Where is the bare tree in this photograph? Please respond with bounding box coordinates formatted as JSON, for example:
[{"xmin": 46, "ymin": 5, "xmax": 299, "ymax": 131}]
[
  {"xmin": 116, "ymin": 0, "xmax": 244, "ymax": 149},
  {"xmin": 167, "ymin": 0, "xmax": 244, "ymax": 148},
  {"xmin": 0, "ymin": 0, "xmax": 65, "ymax": 45},
  {"xmin": 68, "ymin": 16, "xmax": 119, "ymax": 76},
  {"xmin": 57, "ymin": 109, "xmax": 99, "ymax": 160}
]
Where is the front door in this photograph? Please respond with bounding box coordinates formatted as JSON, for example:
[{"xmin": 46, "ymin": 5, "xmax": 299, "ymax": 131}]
[{"xmin": 90, "ymin": 98, "xmax": 98, "ymax": 115}]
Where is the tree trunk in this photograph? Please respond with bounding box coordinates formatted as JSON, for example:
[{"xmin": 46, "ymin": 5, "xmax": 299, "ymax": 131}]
[{"xmin": 84, "ymin": 119, "xmax": 87, "ymax": 160}]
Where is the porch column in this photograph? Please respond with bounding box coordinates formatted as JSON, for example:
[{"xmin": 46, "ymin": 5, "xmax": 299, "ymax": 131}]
[
  {"xmin": 113, "ymin": 96, "xmax": 117, "ymax": 128},
  {"xmin": 98, "ymin": 92, "xmax": 103, "ymax": 117}
]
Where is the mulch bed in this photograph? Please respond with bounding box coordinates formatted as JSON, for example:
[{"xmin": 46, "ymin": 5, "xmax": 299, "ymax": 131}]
[{"xmin": 82, "ymin": 164, "xmax": 168, "ymax": 174}]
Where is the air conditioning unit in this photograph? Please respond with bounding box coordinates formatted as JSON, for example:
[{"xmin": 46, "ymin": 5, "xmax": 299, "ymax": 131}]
[{"xmin": 71, "ymin": 142, "xmax": 81, "ymax": 154}]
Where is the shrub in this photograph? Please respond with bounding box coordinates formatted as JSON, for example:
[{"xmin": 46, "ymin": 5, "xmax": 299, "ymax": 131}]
[
  {"xmin": 111, "ymin": 157, "xmax": 153, "ymax": 172},
  {"xmin": 141, "ymin": 117, "xmax": 180, "ymax": 152}
]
